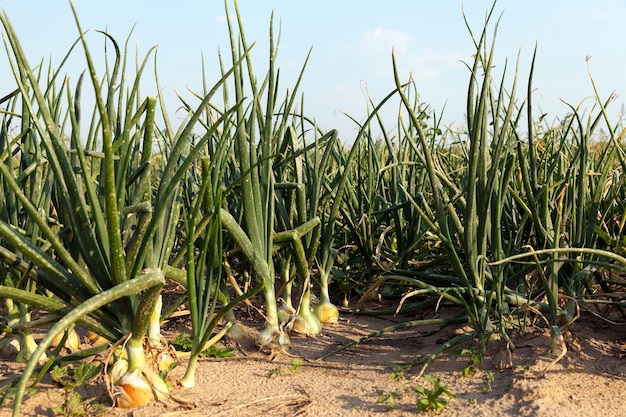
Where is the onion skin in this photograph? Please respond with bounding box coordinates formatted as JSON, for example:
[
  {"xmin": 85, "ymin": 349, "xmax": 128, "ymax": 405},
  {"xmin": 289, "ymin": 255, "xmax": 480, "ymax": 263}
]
[
  {"xmin": 153, "ymin": 351, "xmax": 177, "ymax": 373},
  {"xmin": 87, "ymin": 331, "xmax": 108, "ymax": 345},
  {"xmin": 292, "ymin": 306, "xmax": 322, "ymax": 337},
  {"xmin": 51, "ymin": 328, "xmax": 80, "ymax": 351},
  {"xmin": 256, "ymin": 325, "xmax": 290, "ymax": 350},
  {"xmin": 314, "ymin": 302, "xmax": 339, "ymax": 324},
  {"xmin": 1, "ymin": 338, "xmax": 20, "ymax": 356},
  {"xmin": 108, "ymin": 359, "xmax": 128, "ymax": 385},
  {"xmin": 114, "ymin": 367, "xmax": 168, "ymax": 408}
]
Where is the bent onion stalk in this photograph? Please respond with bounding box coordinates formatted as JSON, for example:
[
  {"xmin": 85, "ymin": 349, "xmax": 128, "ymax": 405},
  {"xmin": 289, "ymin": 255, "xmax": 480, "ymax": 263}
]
[{"xmin": 10, "ymin": 272, "xmax": 165, "ymax": 416}]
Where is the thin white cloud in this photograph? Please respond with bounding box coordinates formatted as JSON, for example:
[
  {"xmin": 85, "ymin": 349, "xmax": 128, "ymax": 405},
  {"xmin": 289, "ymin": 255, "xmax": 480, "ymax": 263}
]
[
  {"xmin": 359, "ymin": 27, "xmax": 413, "ymax": 55},
  {"xmin": 369, "ymin": 47, "xmax": 462, "ymax": 82},
  {"xmin": 333, "ymin": 84, "xmax": 368, "ymax": 107},
  {"xmin": 590, "ymin": 2, "xmax": 625, "ymax": 21},
  {"xmin": 353, "ymin": 28, "xmax": 462, "ymax": 81},
  {"xmin": 414, "ymin": 49, "xmax": 460, "ymax": 66},
  {"xmin": 408, "ymin": 49, "xmax": 462, "ymax": 81}
]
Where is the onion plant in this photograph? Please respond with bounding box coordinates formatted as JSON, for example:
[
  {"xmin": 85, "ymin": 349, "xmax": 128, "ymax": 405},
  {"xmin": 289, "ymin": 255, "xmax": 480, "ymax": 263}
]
[
  {"xmin": 0, "ymin": 3, "xmax": 247, "ymax": 413},
  {"xmin": 216, "ymin": 0, "xmax": 324, "ymax": 348},
  {"xmin": 383, "ymin": 5, "xmax": 517, "ymax": 350},
  {"xmin": 309, "ymin": 87, "xmax": 406, "ymax": 325},
  {"xmin": 0, "ymin": 88, "xmax": 54, "ymax": 363},
  {"xmin": 172, "ymin": 99, "xmax": 260, "ymax": 386},
  {"xmin": 224, "ymin": 1, "xmax": 283, "ymax": 348},
  {"xmin": 177, "ymin": 153, "xmax": 246, "ymax": 387}
]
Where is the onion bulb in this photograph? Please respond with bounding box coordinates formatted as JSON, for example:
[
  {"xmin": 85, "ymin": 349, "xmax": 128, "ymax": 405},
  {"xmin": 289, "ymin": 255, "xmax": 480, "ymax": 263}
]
[
  {"xmin": 114, "ymin": 367, "xmax": 168, "ymax": 408},
  {"xmin": 292, "ymin": 308, "xmax": 322, "ymax": 336},
  {"xmin": 17, "ymin": 333, "xmax": 47, "ymax": 364},
  {"xmin": 314, "ymin": 301, "xmax": 339, "ymax": 324},
  {"xmin": 51, "ymin": 327, "xmax": 80, "ymax": 351},
  {"xmin": 227, "ymin": 321, "xmax": 250, "ymax": 341},
  {"xmin": 256, "ymin": 325, "xmax": 290, "ymax": 349},
  {"xmin": 87, "ymin": 331, "xmax": 108, "ymax": 345},
  {"xmin": 1, "ymin": 338, "xmax": 19, "ymax": 356},
  {"xmin": 549, "ymin": 325, "xmax": 566, "ymax": 356}
]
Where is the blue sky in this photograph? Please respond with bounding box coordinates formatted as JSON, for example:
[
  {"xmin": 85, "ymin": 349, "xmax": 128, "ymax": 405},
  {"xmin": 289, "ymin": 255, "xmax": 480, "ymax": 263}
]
[{"xmin": 1, "ymin": 1, "xmax": 625, "ymax": 140}]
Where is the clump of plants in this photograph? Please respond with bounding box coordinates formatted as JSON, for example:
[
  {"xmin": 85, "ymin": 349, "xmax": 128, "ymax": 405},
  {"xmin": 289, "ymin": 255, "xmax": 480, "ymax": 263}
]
[
  {"xmin": 375, "ymin": 388, "xmax": 403, "ymax": 411},
  {"xmin": 457, "ymin": 348, "xmax": 483, "ymax": 377},
  {"xmin": 413, "ymin": 374, "xmax": 456, "ymax": 413},
  {"xmin": 375, "ymin": 373, "xmax": 455, "ymax": 413},
  {"xmin": 265, "ymin": 359, "xmax": 303, "ymax": 378}
]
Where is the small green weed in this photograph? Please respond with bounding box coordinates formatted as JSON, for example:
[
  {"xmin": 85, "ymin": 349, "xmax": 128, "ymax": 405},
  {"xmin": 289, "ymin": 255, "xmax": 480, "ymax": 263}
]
[
  {"xmin": 515, "ymin": 364, "xmax": 532, "ymax": 379},
  {"xmin": 388, "ymin": 358, "xmax": 420, "ymax": 380},
  {"xmin": 375, "ymin": 388, "xmax": 402, "ymax": 410},
  {"xmin": 482, "ymin": 371, "xmax": 494, "ymax": 393},
  {"xmin": 456, "ymin": 348, "xmax": 483, "ymax": 377},
  {"xmin": 390, "ymin": 364, "xmax": 412, "ymax": 380},
  {"xmin": 289, "ymin": 359, "xmax": 303, "ymax": 373},
  {"xmin": 266, "ymin": 359, "xmax": 303, "ymax": 378},
  {"xmin": 265, "ymin": 366, "xmax": 284, "ymax": 378},
  {"xmin": 413, "ymin": 374, "xmax": 455, "ymax": 413},
  {"xmin": 50, "ymin": 362, "xmax": 106, "ymax": 417},
  {"xmin": 170, "ymin": 333, "xmax": 235, "ymax": 358}
]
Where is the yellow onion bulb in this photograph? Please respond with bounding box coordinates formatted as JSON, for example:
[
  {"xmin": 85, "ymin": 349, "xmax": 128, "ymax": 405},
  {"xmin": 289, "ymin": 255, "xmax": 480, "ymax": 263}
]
[
  {"xmin": 314, "ymin": 302, "xmax": 339, "ymax": 324},
  {"xmin": 51, "ymin": 328, "xmax": 80, "ymax": 351},
  {"xmin": 87, "ymin": 331, "xmax": 108, "ymax": 345},
  {"xmin": 153, "ymin": 350, "xmax": 177, "ymax": 374},
  {"xmin": 108, "ymin": 358, "xmax": 128, "ymax": 385},
  {"xmin": 114, "ymin": 367, "xmax": 168, "ymax": 409},
  {"xmin": 291, "ymin": 310, "xmax": 322, "ymax": 337}
]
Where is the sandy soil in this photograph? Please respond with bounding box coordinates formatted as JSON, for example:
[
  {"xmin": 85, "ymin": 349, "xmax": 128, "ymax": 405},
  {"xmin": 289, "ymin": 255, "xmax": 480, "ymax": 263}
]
[{"xmin": 1, "ymin": 301, "xmax": 625, "ymax": 417}]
